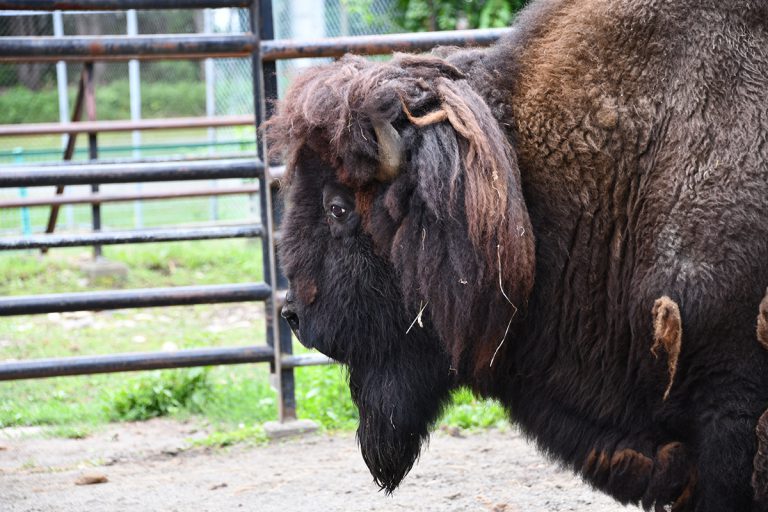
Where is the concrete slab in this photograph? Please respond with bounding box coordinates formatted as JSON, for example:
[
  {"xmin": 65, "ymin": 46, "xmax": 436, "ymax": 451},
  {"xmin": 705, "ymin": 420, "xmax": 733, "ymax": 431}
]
[
  {"xmin": 80, "ymin": 257, "xmax": 129, "ymax": 283},
  {"xmin": 263, "ymin": 419, "xmax": 319, "ymax": 440}
]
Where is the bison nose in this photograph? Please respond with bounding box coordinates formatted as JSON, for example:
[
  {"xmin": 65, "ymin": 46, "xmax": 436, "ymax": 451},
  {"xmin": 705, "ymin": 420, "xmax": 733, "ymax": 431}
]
[{"xmin": 281, "ymin": 302, "xmax": 300, "ymax": 334}]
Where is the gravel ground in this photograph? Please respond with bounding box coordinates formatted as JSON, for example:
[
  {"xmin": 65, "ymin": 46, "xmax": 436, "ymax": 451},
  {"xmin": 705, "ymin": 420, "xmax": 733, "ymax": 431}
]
[{"xmin": 0, "ymin": 419, "xmax": 640, "ymax": 512}]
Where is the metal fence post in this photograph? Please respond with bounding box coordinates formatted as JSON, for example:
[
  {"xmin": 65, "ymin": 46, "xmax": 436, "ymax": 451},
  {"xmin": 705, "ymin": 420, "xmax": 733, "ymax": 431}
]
[
  {"xmin": 127, "ymin": 9, "xmax": 144, "ymax": 229},
  {"xmin": 83, "ymin": 61, "xmax": 102, "ymax": 259},
  {"xmin": 13, "ymin": 148, "xmax": 31, "ymax": 235},
  {"xmin": 250, "ymin": 0, "xmax": 296, "ymax": 422}
]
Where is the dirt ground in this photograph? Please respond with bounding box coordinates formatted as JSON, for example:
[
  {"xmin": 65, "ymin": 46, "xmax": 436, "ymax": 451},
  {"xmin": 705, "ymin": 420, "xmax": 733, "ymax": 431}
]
[{"xmin": 0, "ymin": 419, "xmax": 640, "ymax": 512}]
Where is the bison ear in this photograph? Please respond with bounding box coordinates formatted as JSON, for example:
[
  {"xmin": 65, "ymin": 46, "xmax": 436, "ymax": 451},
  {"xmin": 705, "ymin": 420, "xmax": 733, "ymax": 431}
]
[{"xmin": 391, "ymin": 77, "xmax": 535, "ymax": 381}]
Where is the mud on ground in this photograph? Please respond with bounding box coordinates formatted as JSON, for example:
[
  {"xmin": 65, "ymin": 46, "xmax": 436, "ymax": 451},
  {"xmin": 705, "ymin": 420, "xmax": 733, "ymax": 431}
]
[{"xmin": 0, "ymin": 419, "xmax": 640, "ymax": 512}]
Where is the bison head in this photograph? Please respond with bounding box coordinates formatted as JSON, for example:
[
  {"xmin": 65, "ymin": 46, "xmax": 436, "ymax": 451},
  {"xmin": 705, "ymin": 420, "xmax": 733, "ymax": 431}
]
[{"xmin": 266, "ymin": 53, "xmax": 535, "ymax": 491}]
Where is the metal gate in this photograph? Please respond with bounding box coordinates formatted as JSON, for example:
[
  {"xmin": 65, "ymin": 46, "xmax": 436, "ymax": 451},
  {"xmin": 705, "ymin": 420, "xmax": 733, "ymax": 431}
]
[{"xmin": 0, "ymin": 0, "xmax": 508, "ymax": 423}]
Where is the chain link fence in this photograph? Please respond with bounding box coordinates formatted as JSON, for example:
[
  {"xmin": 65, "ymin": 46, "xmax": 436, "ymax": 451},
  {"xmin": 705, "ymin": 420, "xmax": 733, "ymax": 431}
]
[{"xmin": 0, "ymin": 0, "xmax": 397, "ymax": 234}]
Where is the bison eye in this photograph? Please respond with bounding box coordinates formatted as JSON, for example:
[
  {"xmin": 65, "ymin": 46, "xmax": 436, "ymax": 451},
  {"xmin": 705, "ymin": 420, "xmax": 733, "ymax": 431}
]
[{"xmin": 329, "ymin": 203, "xmax": 348, "ymax": 219}]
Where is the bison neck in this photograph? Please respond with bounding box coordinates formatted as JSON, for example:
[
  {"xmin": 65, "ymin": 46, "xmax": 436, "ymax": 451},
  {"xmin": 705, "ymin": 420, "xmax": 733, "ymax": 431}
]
[{"xmin": 453, "ymin": 0, "xmax": 684, "ymax": 475}]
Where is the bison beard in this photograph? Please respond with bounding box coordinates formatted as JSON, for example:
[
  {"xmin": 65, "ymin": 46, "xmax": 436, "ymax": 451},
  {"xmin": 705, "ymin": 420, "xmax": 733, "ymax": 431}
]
[{"xmin": 349, "ymin": 349, "xmax": 452, "ymax": 493}]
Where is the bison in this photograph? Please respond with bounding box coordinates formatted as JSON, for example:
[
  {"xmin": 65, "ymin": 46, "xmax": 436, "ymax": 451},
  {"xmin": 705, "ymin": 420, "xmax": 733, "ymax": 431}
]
[{"xmin": 266, "ymin": 0, "xmax": 768, "ymax": 510}]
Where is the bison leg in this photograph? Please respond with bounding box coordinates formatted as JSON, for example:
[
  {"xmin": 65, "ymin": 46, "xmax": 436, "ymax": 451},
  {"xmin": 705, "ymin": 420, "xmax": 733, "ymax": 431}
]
[
  {"xmin": 690, "ymin": 395, "xmax": 761, "ymax": 512},
  {"xmin": 582, "ymin": 441, "xmax": 695, "ymax": 510},
  {"xmin": 751, "ymin": 291, "xmax": 768, "ymax": 510},
  {"xmin": 651, "ymin": 296, "xmax": 683, "ymax": 400},
  {"xmin": 754, "ymin": 409, "xmax": 768, "ymax": 511}
]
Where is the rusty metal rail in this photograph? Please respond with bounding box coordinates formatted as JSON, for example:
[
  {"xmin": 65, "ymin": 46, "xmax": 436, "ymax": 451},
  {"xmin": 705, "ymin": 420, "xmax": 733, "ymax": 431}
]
[
  {"xmin": 0, "ymin": 29, "xmax": 511, "ymax": 64},
  {"xmin": 0, "ymin": 0, "xmax": 250, "ymax": 9},
  {"xmin": 0, "ymin": 346, "xmax": 275, "ymax": 381},
  {"xmin": 282, "ymin": 353, "xmax": 334, "ymax": 368},
  {"xmin": 0, "ymin": 34, "xmax": 255, "ymax": 63},
  {"xmin": 263, "ymin": 28, "xmax": 511, "ymax": 60},
  {"xmin": 0, "ymin": 158, "xmax": 262, "ymax": 187},
  {"xmin": 0, "ymin": 225, "xmax": 263, "ymax": 250},
  {"xmin": 0, "ymin": 283, "xmax": 271, "ymax": 316},
  {"xmin": 0, "ymin": 115, "xmax": 254, "ymax": 137},
  {"xmin": 0, "ymin": 184, "xmax": 261, "ymax": 209},
  {"xmin": 0, "ymin": 349, "xmax": 332, "ymax": 381}
]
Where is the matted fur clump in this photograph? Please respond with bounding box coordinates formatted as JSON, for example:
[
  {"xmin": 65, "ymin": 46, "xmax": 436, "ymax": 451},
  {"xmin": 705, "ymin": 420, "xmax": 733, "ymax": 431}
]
[{"xmin": 267, "ymin": 53, "xmax": 530, "ymax": 271}]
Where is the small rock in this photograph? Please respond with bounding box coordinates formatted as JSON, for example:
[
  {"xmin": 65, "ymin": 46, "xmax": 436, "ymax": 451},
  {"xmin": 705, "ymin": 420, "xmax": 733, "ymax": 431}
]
[
  {"xmin": 209, "ymin": 483, "xmax": 228, "ymax": 491},
  {"xmin": 75, "ymin": 473, "xmax": 108, "ymax": 485},
  {"xmin": 440, "ymin": 425, "xmax": 465, "ymax": 438}
]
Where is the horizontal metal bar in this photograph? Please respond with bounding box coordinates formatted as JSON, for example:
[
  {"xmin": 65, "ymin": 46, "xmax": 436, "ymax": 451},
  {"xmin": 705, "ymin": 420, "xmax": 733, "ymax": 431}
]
[
  {"xmin": 0, "ymin": 0, "xmax": 251, "ymax": 10},
  {"xmin": 0, "ymin": 158, "xmax": 262, "ymax": 187},
  {"xmin": 0, "ymin": 34, "xmax": 255, "ymax": 63},
  {"xmin": 262, "ymin": 28, "xmax": 511, "ymax": 60},
  {"xmin": 0, "ymin": 28, "xmax": 511, "ymax": 64},
  {"xmin": 0, "ymin": 115, "xmax": 253, "ymax": 137},
  {"xmin": 0, "ymin": 185, "xmax": 261, "ymax": 208},
  {"xmin": 0, "ymin": 282, "xmax": 271, "ymax": 316},
  {"xmin": 0, "ymin": 225, "xmax": 263, "ymax": 250},
  {"xmin": 0, "ymin": 345, "xmax": 274, "ymax": 381},
  {"xmin": 2, "ymin": 151, "xmax": 251, "ymax": 168},
  {"xmin": 281, "ymin": 353, "xmax": 334, "ymax": 368}
]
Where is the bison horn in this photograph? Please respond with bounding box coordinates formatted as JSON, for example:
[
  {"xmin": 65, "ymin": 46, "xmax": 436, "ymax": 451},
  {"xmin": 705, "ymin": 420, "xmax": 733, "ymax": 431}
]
[{"xmin": 373, "ymin": 120, "xmax": 403, "ymax": 182}]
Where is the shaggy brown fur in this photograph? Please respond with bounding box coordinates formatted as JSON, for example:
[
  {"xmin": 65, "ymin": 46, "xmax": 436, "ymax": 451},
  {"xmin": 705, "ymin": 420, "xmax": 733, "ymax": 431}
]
[
  {"xmin": 267, "ymin": 0, "xmax": 768, "ymax": 510},
  {"xmin": 651, "ymin": 296, "xmax": 682, "ymax": 401}
]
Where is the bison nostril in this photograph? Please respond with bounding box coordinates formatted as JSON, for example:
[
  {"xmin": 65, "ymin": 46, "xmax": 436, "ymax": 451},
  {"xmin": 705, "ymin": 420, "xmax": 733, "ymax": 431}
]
[{"xmin": 281, "ymin": 304, "xmax": 300, "ymax": 331}]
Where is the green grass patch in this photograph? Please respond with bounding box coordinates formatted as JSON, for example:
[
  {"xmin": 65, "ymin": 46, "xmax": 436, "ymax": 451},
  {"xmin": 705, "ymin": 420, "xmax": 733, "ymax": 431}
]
[
  {"xmin": 296, "ymin": 365, "xmax": 359, "ymax": 431},
  {"xmin": 44, "ymin": 424, "xmax": 94, "ymax": 440},
  {"xmin": 191, "ymin": 424, "xmax": 268, "ymax": 448},
  {"xmin": 107, "ymin": 367, "xmax": 211, "ymax": 422},
  {"xmin": 440, "ymin": 388, "xmax": 507, "ymax": 430}
]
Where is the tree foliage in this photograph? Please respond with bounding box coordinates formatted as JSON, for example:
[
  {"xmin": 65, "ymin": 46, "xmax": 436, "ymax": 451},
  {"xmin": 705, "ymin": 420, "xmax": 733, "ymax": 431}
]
[{"xmin": 395, "ymin": 0, "xmax": 529, "ymax": 31}]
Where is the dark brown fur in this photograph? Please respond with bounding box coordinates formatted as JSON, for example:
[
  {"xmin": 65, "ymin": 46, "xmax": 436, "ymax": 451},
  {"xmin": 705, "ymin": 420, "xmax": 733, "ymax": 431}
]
[
  {"xmin": 755, "ymin": 410, "xmax": 768, "ymax": 510},
  {"xmin": 758, "ymin": 290, "xmax": 768, "ymax": 350},
  {"xmin": 267, "ymin": 0, "xmax": 768, "ymax": 510}
]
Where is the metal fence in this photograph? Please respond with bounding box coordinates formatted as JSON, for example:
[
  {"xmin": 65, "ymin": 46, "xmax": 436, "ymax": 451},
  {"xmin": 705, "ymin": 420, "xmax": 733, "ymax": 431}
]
[
  {"xmin": 0, "ymin": 0, "xmax": 396, "ymax": 235},
  {"xmin": 0, "ymin": 0, "xmax": 509, "ymax": 423}
]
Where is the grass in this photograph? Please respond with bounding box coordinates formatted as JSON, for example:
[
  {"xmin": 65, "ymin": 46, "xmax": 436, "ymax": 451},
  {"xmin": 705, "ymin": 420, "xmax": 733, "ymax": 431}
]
[{"xmin": 0, "ymin": 240, "xmax": 508, "ymax": 444}]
